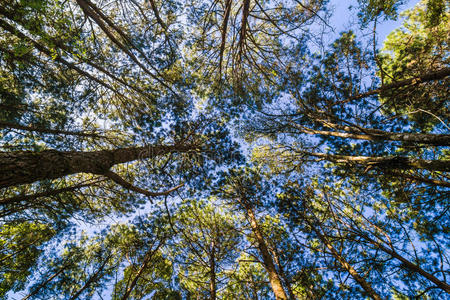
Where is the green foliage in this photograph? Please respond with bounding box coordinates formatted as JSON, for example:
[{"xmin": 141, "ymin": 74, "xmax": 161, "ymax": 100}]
[
  {"xmin": 0, "ymin": 0, "xmax": 449, "ymax": 299},
  {"xmin": 0, "ymin": 221, "xmax": 55, "ymax": 299},
  {"xmin": 379, "ymin": 0, "xmax": 449, "ymax": 129}
]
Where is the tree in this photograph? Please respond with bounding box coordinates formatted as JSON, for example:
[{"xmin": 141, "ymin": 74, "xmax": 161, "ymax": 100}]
[
  {"xmin": 1, "ymin": 0, "xmax": 449, "ymax": 298},
  {"xmin": 170, "ymin": 199, "xmax": 241, "ymax": 299},
  {"xmin": 218, "ymin": 169, "xmax": 291, "ymax": 299}
]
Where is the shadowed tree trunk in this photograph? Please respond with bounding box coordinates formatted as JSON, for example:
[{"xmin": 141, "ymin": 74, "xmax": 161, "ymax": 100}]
[
  {"xmin": 0, "ymin": 144, "xmax": 198, "ymax": 188},
  {"xmin": 209, "ymin": 240, "xmax": 217, "ymax": 300}
]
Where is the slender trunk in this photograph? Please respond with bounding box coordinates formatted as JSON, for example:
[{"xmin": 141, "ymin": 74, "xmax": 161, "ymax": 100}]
[
  {"xmin": 303, "ymin": 151, "xmax": 450, "ymax": 172},
  {"xmin": 305, "ymin": 219, "xmax": 382, "ymax": 300},
  {"xmin": 69, "ymin": 255, "xmax": 111, "ymax": 300},
  {"xmin": 270, "ymin": 248, "xmax": 295, "ymax": 299},
  {"xmin": 237, "ymin": 0, "xmax": 250, "ymax": 64},
  {"xmin": 148, "ymin": 0, "xmax": 167, "ymax": 29},
  {"xmin": 361, "ymin": 234, "xmax": 450, "ymax": 292},
  {"xmin": 0, "ymin": 144, "xmax": 197, "ymax": 188},
  {"xmin": 218, "ymin": 0, "xmax": 232, "ymax": 76},
  {"xmin": 0, "ymin": 121, "xmax": 104, "ymax": 138},
  {"xmin": 22, "ymin": 265, "xmax": 67, "ymax": 300},
  {"xmin": 209, "ymin": 240, "xmax": 217, "ymax": 300},
  {"xmin": 240, "ymin": 198, "xmax": 288, "ymax": 300},
  {"xmin": 289, "ymin": 123, "xmax": 450, "ymax": 146},
  {"xmin": 335, "ymin": 67, "xmax": 450, "ymax": 105},
  {"xmin": 0, "ymin": 180, "xmax": 102, "ymax": 206},
  {"xmin": 120, "ymin": 242, "xmax": 162, "ymax": 300}
]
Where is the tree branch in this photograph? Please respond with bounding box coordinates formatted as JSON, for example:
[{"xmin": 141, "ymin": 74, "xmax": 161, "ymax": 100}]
[{"xmin": 103, "ymin": 170, "xmax": 183, "ymax": 200}]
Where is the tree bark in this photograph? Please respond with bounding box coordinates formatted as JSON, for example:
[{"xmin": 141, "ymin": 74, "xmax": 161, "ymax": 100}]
[
  {"xmin": 302, "ymin": 151, "xmax": 450, "ymax": 172},
  {"xmin": 240, "ymin": 197, "xmax": 288, "ymax": 300},
  {"xmin": 209, "ymin": 240, "xmax": 217, "ymax": 300},
  {"xmin": 0, "ymin": 144, "xmax": 198, "ymax": 188},
  {"xmin": 270, "ymin": 247, "xmax": 295, "ymax": 299},
  {"xmin": 287, "ymin": 123, "xmax": 450, "ymax": 146}
]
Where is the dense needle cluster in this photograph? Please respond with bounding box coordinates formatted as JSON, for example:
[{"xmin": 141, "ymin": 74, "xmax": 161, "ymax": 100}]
[{"xmin": 0, "ymin": 0, "xmax": 449, "ymax": 299}]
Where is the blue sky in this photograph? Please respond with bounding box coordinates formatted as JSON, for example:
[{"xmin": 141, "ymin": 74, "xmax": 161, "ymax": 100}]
[{"xmin": 330, "ymin": 0, "xmax": 420, "ymax": 45}]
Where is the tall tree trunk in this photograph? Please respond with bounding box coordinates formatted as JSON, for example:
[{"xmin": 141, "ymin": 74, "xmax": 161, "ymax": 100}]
[
  {"xmin": 270, "ymin": 247, "xmax": 295, "ymax": 299},
  {"xmin": 209, "ymin": 240, "xmax": 217, "ymax": 300},
  {"xmin": 240, "ymin": 197, "xmax": 288, "ymax": 300},
  {"xmin": 0, "ymin": 144, "xmax": 197, "ymax": 188}
]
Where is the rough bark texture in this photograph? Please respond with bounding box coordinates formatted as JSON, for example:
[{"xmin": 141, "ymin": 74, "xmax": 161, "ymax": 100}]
[
  {"xmin": 240, "ymin": 198, "xmax": 288, "ymax": 300},
  {"xmin": 271, "ymin": 248, "xmax": 295, "ymax": 299},
  {"xmin": 0, "ymin": 144, "xmax": 197, "ymax": 188}
]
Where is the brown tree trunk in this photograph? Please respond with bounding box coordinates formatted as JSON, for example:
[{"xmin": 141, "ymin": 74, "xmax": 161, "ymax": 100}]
[
  {"xmin": 209, "ymin": 240, "xmax": 217, "ymax": 300},
  {"xmin": 302, "ymin": 151, "xmax": 450, "ymax": 172},
  {"xmin": 0, "ymin": 144, "xmax": 197, "ymax": 188},
  {"xmin": 270, "ymin": 247, "xmax": 295, "ymax": 299},
  {"xmin": 240, "ymin": 197, "xmax": 288, "ymax": 300},
  {"xmin": 288, "ymin": 123, "xmax": 450, "ymax": 146}
]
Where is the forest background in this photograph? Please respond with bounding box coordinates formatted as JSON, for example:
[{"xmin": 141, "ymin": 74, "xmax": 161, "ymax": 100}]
[{"xmin": 0, "ymin": 0, "xmax": 449, "ymax": 299}]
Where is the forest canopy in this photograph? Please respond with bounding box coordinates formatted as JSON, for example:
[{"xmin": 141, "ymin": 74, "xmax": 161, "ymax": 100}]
[{"xmin": 0, "ymin": 0, "xmax": 449, "ymax": 299}]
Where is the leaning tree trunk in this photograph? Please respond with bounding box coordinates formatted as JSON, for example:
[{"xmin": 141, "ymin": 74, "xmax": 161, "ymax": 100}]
[
  {"xmin": 0, "ymin": 144, "xmax": 198, "ymax": 188},
  {"xmin": 304, "ymin": 218, "xmax": 382, "ymax": 300},
  {"xmin": 240, "ymin": 197, "xmax": 289, "ymax": 300},
  {"xmin": 303, "ymin": 151, "xmax": 450, "ymax": 172},
  {"xmin": 361, "ymin": 234, "xmax": 450, "ymax": 293}
]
